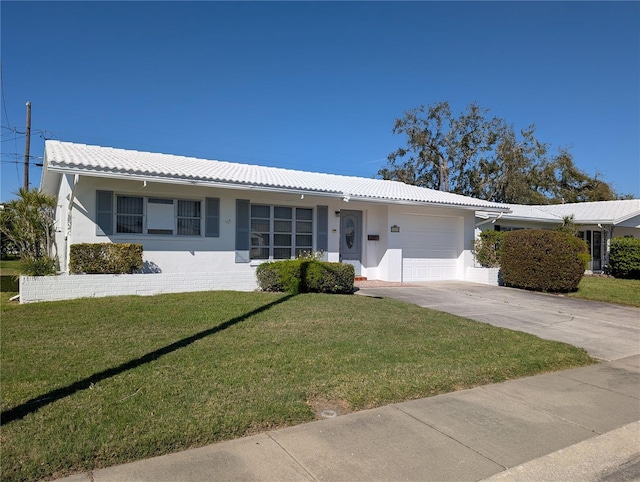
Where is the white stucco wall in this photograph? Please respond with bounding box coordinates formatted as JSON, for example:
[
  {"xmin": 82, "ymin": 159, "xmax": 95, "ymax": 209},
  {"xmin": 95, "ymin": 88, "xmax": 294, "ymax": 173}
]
[
  {"xmin": 466, "ymin": 267, "xmax": 501, "ymax": 285},
  {"xmin": 614, "ymin": 228, "xmax": 640, "ymax": 238},
  {"xmin": 62, "ymin": 176, "xmax": 353, "ymax": 277},
  {"xmin": 49, "ymin": 174, "xmax": 483, "ymax": 288}
]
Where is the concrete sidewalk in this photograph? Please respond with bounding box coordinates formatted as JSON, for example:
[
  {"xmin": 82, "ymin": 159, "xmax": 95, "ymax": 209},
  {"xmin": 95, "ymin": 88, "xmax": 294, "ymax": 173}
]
[{"xmin": 60, "ymin": 355, "xmax": 640, "ymax": 482}]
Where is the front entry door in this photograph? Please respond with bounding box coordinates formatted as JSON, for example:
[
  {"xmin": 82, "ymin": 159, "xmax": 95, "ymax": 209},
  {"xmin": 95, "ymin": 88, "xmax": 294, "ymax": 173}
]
[
  {"xmin": 340, "ymin": 210, "xmax": 362, "ymax": 275},
  {"xmin": 592, "ymin": 231, "xmax": 602, "ymax": 270},
  {"xmin": 579, "ymin": 230, "xmax": 603, "ymax": 271}
]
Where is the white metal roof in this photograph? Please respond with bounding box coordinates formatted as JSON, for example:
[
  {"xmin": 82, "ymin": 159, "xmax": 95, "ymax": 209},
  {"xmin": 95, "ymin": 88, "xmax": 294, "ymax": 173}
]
[
  {"xmin": 41, "ymin": 141, "xmax": 509, "ymax": 211},
  {"xmin": 477, "ymin": 204, "xmax": 562, "ymax": 222},
  {"xmin": 537, "ymin": 200, "xmax": 640, "ymax": 225},
  {"xmin": 478, "ymin": 200, "xmax": 640, "ymax": 225}
]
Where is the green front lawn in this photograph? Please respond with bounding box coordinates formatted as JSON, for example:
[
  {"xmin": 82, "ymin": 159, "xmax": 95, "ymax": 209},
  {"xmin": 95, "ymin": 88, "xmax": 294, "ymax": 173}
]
[
  {"xmin": 0, "ymin": 257, "xmax": 21, "ymax": 276},
  {"xmin": 1, "ymin": 291, "xmax": 595, "ymax": 481},
  {"xmin": 1, "ymin": 257, "xmax": 20, "ymax": 304},
  {"xmin": 569, "ymin": 277, "xmax": 640, "ymax": 307}
]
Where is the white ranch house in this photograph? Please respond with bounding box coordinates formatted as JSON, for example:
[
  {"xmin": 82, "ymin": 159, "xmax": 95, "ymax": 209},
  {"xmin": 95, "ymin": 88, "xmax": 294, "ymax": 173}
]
[
  {"xmin": 34, "ymin": 141, "xmax": 509, "ymax": 297},
  {"xmin": 28, "ymin": 141, "xmax": 637, "ymax": 303},
  {"xmin": 476, "ymin": 200, "xmax": 640, "ymax": 272}
]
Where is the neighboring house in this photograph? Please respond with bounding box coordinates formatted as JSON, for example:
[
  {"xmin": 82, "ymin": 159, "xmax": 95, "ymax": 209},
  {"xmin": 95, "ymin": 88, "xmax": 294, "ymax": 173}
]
[
  {"xmin": 39, "ymin": 141, "xmax": 509, "ymax": 289},
  {"xmin": 476, "ymin": 200, "xmax": 640, "ymax": 271}
]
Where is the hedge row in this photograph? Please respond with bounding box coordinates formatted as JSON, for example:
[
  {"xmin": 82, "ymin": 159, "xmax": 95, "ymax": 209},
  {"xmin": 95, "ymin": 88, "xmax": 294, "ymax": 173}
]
[
  {"xmin": 256, "ymin": 259, "xmax": 355, "ymax": 294},
  {"xmin": 70, "ymin": 243, "xmax": 143, "ymax": 274},
  {"xmin": 500, "ymin": 230, "xmax": 589, "ymax": 293},
  {"xmin": 609, "ymin": 237, "xmax": 640, "ymax": 279}
]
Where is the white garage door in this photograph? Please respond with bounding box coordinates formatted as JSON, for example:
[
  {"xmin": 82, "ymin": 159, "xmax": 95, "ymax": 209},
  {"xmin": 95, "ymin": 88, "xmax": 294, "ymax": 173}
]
[{"xmin": 402, "ymin": 215, "xmax": 461, "ymax": 281}]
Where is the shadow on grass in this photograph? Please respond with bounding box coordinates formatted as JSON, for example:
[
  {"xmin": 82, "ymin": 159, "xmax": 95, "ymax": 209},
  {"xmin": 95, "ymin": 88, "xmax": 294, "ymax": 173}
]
[{"xmin": 1, "ymin": 293, "xmax": 294, "ymax": 426}]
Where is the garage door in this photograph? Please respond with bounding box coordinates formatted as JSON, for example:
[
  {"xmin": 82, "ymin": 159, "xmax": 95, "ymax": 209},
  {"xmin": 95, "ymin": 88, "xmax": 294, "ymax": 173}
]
[{"xmin": 402, "ymin": 215, "xmax": 461, "ymax": 281}]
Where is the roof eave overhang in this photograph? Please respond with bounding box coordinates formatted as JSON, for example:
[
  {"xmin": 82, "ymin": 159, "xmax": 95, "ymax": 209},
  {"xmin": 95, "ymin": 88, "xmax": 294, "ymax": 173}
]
[
  {"xmin": 613, "ymin": 211, "xmax": 640, "ymax": 225},
  {"xmin": 40, "ymin": 156, "xmax": 62, "ymax": 196},
  {"xmin": 500, "ymin": 216, "xmax": 562, "ymax": 223},
  {"xmin": 45, "ymin": 165, "xmax": 509, "ymax": 213},
  {"xmin": 572, "ymin": 219, "xmax": 614, "ymax": 226}
]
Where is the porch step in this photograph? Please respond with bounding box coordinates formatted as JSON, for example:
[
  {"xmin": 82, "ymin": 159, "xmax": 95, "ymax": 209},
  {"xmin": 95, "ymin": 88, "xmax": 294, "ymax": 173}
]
[{"xmin": 354, "ymin": 276, "xmax": 368, "ymax": 282}]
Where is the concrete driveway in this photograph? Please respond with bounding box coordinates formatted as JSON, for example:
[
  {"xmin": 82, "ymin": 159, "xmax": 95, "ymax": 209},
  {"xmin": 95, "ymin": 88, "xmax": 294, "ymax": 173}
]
[{"xmin": 356, "ymin": 281, "xmax": 640, "ymax": 361}]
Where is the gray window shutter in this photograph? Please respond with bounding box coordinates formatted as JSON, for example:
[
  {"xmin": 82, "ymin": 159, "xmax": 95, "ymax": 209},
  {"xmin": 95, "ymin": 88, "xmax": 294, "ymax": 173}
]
[
  {"xmin": 96, "ymin": 190, "xmax": 113, "ymax": 236},
  {"xmin": 316, "ymin": 205, "xmax": 328, "ymax": 252},
  {"xmin": 205, "ymin": 197, "xmax": 220, "ymax": 237},
  {"xmin": 236, "ymin": 199, "xmax": 250, "ymax": 262}
]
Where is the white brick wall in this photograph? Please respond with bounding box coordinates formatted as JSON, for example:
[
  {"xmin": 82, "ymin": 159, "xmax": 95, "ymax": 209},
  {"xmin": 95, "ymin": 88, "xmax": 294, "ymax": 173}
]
[
  {"xmin": 19, "ymin": 272, "xmax": 258, "ymax": 304},
  {"xmin": 465, "ymin": 267, "xmax": 501, "ymax": 285}
]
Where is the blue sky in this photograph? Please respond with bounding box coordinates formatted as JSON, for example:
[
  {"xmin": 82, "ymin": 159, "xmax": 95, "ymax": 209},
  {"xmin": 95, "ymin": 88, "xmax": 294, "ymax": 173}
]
[{"xmin": 2, "ymin": 1, "xmax": 639, "ymax": 200}]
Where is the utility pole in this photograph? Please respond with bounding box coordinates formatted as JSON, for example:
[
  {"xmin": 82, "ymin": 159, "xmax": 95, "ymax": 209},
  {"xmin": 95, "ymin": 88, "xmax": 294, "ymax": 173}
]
[{"xmin": 23, "ymin": 101, "xmax": 31, "ymax": 190}]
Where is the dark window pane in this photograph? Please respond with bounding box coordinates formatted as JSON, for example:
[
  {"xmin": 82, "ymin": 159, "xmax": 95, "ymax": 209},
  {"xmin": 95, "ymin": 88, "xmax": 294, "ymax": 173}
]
[
  {"xmin": 296, "ymin": 208, "xmax": 312, "ymax": 220},
  {"xmin": 251, "ymin": 233, "xmax": 269, "ymax": 246},
  {"xmin": 251, "ymin": 247, "xmax": 269, "ymax": 260},
  {"xmin": 178, "ymin": 200, "xmax": 200, "ymax": 218},
  {"xmin": 149, "ymin": 198, "xmax": 173, "ymax": 205},
  {"xmin": 296, "ymin": 234, "xmax": 312, "ymax": 247},
  {"xmin": 116, "ymin": 215, "xmax": 143, "ymax": 233},
  {"xmin": 117, "ymin": 196, "xmax": 143, "ymax": 215},
  {"xmin": 251, "ymin": 220, "xmax": 270, "ymax": 232},
  {"xmin": 274, "ymin": 248, "xmax": 292, "ymax": 259},
  {"xmin": 274, "ymin": 206, "xmax": 292, "ymax": 219},
  {"xmin": 296, "ymin": 221, "xmax": 312, "ymax": 233},
  {"xmin": 251, "ymin": 205, "xmax": 270, "ymax": 218},
  {"xmin": 274, "ymin": 220, "xmax": 292, "ymax": 232},
  {"xmin": 177, "ymin": 218, "xmax": 200, "ymax": 236},
  {"xmin": 274, "ymin": 234, "xmax": 291, "ymax": 246}
]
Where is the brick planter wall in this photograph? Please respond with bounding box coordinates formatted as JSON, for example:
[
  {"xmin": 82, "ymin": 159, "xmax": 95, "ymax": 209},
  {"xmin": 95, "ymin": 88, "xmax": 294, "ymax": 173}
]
[{"xmin": 19, "ymin": 272, "xmax": 258, "ymax": 304}]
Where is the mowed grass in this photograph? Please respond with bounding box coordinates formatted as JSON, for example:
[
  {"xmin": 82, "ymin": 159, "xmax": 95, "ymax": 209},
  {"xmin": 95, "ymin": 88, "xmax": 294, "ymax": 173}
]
[
  {"xmin": 1, "ymin": 291, "xmax": 595, "ymax": 481},
  {"xmin": 0, "ymin": 257, "xmax": 20, "ymax": 299},
  {"xmin": 569, "ymin": 277, "xmax": 640, "ymax": 307}
]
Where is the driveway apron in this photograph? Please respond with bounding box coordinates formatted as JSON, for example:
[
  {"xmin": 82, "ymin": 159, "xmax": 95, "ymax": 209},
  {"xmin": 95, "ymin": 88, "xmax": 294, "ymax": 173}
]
[{"xmin": 356, "ymin": 281, "xmax": 640, "ymax": 361}]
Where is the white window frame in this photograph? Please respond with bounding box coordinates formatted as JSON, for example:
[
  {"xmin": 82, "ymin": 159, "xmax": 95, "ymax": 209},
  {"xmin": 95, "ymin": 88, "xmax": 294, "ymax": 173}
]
[
  {"xmin": 249, "ymin": 204, "xmax": 313, "ymax": 260},
  {"xmin": 114, "ymin": 195, "xmax": 203, "ymax": 236}
]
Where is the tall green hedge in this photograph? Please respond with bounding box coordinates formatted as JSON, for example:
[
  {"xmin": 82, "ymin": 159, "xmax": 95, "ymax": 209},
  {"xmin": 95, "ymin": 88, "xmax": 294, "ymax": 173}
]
[
  {"xmin": 609, "ymin": 237, "xmax": 640, "ymax": 279},
  {"xmin": 256, "ymin": 259, "xmax": 354, "ymax": 294},
  {"xmin": 70, "ymin": 243, "xmax": 143, "ymax": 274},
  {"xmin": 500, "ymin": 230, "xmax": 589, "ymax": 292},
  {"xmin": 474, "ymin": 230, "xmax": 506, "ymax": 268}
]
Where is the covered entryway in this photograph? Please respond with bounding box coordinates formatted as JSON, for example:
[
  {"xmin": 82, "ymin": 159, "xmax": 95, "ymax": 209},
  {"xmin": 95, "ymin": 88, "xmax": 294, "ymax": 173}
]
[
  {"xmin": 340, "ymin": 210, "xmax": 363, "ymax": 275},
  {"xmin": 401, "ymin": 215, "xmax": 462, "ymax": 282},
  {"xmin": 578, "ymin": 230, "xmax": 604, "ymax": 271}
]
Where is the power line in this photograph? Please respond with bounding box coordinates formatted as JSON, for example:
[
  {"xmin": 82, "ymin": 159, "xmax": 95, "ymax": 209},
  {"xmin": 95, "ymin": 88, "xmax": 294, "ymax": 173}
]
[
  {"xmin": 0, "ymin": 62, "xmax": 10, "ymax": 128},
  {"xmin": 1, "ymin": 135, "xmax": 26, "ymax": 143},
  {"xmin": 0, "ymin": 159, "xmax": 43, "ymax": 166},
  {"xmin": 1, "ymin": 153, "xmax": 42, "ymax": 160}
]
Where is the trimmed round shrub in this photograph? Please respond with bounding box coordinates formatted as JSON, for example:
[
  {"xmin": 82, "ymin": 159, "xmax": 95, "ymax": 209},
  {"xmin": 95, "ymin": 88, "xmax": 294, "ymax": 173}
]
[
  {"xmin": 304, "ymin": 261, "xmax": 354, "ymax": 294},
  {"xmin": 500, "ymin": 230, "xmax": 589, "ymax": 292},
  {"xmin": 609, "ymin": 237, "xmax": 640, "ymax": 279},
  {"xmin": 255, "ymin": 259, "xmax": 303, "ymax": 294},
  {"xmin": 256, "ymin": 259, "xmax": 354, "ymax": 294}
]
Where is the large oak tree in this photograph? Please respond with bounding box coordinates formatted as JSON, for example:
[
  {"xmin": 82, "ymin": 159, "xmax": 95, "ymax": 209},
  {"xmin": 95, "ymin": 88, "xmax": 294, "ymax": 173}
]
[{"xmin": 379, "ymin": 101, "xmax": 620, "ymax": 204}]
